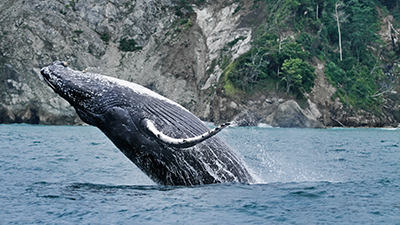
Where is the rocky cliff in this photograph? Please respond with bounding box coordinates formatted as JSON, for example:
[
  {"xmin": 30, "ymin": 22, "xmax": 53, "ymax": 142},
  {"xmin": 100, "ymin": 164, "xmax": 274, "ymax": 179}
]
[{"xmin": 0, "ymin": 0, "xmax": 399, "ymax": 128}]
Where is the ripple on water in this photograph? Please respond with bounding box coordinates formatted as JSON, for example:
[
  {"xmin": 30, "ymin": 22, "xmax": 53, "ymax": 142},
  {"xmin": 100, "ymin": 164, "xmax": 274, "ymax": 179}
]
[{"xmin": 1, "ymin": 125, "xmax": 400, "ymax": 224}]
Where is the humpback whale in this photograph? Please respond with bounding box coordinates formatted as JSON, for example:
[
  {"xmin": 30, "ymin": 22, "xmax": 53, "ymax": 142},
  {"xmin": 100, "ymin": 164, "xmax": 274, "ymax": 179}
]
[{"xmin": 40, "ymin": 61, "xmax": 254, "ymax": 186}]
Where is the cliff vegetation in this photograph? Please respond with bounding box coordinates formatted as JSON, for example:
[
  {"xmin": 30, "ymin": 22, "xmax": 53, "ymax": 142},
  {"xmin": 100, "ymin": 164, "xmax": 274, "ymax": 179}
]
[
  {"xmin": 0, "ymin": 0, "xmax": 399, "ymax": 127},
  {"xmin": 218, "ymin": 0, "xmax": 400, "ymax": 127}
]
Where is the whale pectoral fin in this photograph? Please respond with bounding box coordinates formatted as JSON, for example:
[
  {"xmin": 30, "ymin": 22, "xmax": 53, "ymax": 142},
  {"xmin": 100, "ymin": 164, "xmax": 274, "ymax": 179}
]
[{"xmin": 142, "ymin": 119, "xmax": 230, "ymax": 148}]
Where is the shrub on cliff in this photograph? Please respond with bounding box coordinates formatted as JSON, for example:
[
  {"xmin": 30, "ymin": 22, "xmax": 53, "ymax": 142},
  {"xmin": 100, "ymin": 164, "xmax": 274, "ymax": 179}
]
[{"xmin": 119, "ymin": 38, "xmax": 142, "ymax": 52}]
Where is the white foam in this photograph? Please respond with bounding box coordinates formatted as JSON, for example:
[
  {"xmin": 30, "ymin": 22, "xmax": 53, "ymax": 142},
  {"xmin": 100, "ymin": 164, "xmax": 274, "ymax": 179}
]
[{"xmin": 257, "ymin": 123, "xmax": 273, "ymax": 128}]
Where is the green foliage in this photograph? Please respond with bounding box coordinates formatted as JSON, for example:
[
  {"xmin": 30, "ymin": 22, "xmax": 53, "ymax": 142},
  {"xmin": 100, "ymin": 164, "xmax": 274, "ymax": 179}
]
[
  {"xmin": 225, "ymin": 33, "xmax": 316, "ymax": 96},
  {"xmin": 59, "ymin": 9, "xmax": 67, "ymax": 15},
  {"xmin": 179, "ymin": 18, "xmax": 193, "ymax": 30},
  {"xmin": 280, "ymin": 40, "xmax": 309, "ymax": 61},
  {"xmin": 100, "ymin": 32, "xmax": 110, "ymax": 42},
  {"xmin": 343, "ymin": 0, "xmax": 380, "ymax": 61},
  {"xmin": 195, "ymin": 0, "xmax": 206, "ymax": 4},
  {"xmin": 281, "ymin": 58, "xmax": 303, "ymax": 91},
  {"xmin": 224, "ymin": 77, "xmax": 244, "ymax": 96},
  {"xmin": 321, "ymin": 0, "xmax": 389, "ymax": 111},
  {"xmin": 281, "ymin": 58, "xmax": 315, "ymax": 93},
  {"xmin": 223, "ymin": 62, "xmax": 245, "ymax": 96},
  {"xmin": 284, "ymin": 0, "xmax": 300, "ymax": 11},
  {"xmin": 226, "ymin": 36, "xmax": 247, "ymax": 48},
  {"xmin": 174, "ymin": 0, "xmax": 194, "ymax": 16},
  {"xmin": 222, "ymin": 0, "xmax": 399, "ymax": 114},
  {"xmin": 69, "ymin": 0, "xmax": 76, "ymax": 9},
  {"xmin": 119, "ymin": 38, "xmax": 142, "ymax": 52},
  {"xmin": 73, "ymin": 30, "xmax": 83, "ymax": 35},
  {"xmin": 233, "ymin": 2, "xmax": 244, "ymax": 15},
  {"xmin": 226, "ymin": 52, "xmax": 269, "ymax": 92},
  {"xmin": 325, "ymin": 61, "xmax": 382, "ymax": 110}
]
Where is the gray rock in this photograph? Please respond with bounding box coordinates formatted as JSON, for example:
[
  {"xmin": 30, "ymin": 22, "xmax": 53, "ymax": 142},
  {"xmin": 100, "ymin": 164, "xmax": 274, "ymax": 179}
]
[
  {"xmin": 233, "ymin": 110, "xmax": 260, "ymax": 127},
  {"xmin": 266, "ymin": 100, "xmax": 323, "ymax": 128}
]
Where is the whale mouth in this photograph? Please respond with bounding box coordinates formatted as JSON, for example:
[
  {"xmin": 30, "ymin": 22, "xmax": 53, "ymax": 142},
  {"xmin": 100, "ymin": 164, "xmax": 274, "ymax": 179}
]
[
  {"xmin": 40, "ymin": 62, "xmax": 108, "ymax": 115},
  {"xmin": 41, "ymin": 66, "xmax": 58, "ymax": 92},
  {"xmin": 40, "ymin": 61, "xmax": 69, "ymax": 94},
  {"xmin": 40, "ymin": 63, "xmax": 78, "ymax": 109}
]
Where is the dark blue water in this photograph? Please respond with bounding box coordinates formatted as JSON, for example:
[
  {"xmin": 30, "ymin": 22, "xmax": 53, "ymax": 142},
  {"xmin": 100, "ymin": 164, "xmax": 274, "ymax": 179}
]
[{"xmin": 1, "ymin": 124, "xmax": 399, "ymax": 224}]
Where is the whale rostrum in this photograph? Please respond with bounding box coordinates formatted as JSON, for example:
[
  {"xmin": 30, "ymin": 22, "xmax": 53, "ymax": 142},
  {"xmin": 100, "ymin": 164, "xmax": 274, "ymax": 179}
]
[{"xmin": 143, "ymin": 119, "xmax": 231, "ymax": 148}]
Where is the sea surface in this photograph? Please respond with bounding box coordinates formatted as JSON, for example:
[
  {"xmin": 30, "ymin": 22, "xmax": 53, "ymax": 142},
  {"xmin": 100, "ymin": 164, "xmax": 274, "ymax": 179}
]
[{"xmin": 0, "ymin": 124, "xmax": 399, "ymax": 224}]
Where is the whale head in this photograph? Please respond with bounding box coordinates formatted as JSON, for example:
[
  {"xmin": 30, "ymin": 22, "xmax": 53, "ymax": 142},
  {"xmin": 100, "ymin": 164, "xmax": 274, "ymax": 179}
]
[{"xmin": 40, "ymin": 61, "xmax": 132, "ymax": 125}]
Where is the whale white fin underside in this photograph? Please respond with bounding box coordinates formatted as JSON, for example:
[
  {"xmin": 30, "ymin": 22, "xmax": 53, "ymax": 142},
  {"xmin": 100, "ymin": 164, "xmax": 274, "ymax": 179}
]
[{"xmin": 142, "ymin": 119, "xmax": 230, "ymax": 148}]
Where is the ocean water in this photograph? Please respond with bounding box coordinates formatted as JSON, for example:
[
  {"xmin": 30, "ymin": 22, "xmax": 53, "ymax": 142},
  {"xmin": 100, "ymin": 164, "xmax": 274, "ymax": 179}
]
[{"xmin": 0, "ymin": 124, "xmax": 399, "ymax": 224}]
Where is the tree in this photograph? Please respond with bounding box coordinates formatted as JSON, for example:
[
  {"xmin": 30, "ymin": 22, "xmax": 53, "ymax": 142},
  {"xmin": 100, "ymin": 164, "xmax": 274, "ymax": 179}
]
[
  {"xmin": 284, "ymin": 0, "xmax": 301, "ymax": 20},
  {"xmin": 228, "ymin": 49, "xmax": 270, "ymax": 91},
  {"xmin": 332, "ymin": 1, "xmax": 348, "ymax": 61},
  {"xmin": 282, "ymin": 58, "xmax": 303, "ymax": 93},
  {"xmin": 345, "ymin": 0, "xmax": 379, "ymax": 63},
  {"xmin": 281, "ymin": 58, "xmax": 315, "ymax": 94},
  {"xmin": 119, "ymin": 38, "xmax": 142, "ymax": 52}
]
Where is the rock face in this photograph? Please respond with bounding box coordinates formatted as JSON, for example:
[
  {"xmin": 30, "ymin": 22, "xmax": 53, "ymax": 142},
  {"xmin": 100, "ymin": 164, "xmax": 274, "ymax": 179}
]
[
  {"xmin": 0, "ymin": 0, "xmax": 399, "ymax": 127},
  {"xmin": 228, "ymin": 97, "xmax": 323, "ymax": 128},
  {"xmin": 0, "ymin": 0, "xmax": 253, "ymax": 125},
  {"xmin": 266, "ymin": 100, "xmax": 323, "ymax": 128}
]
